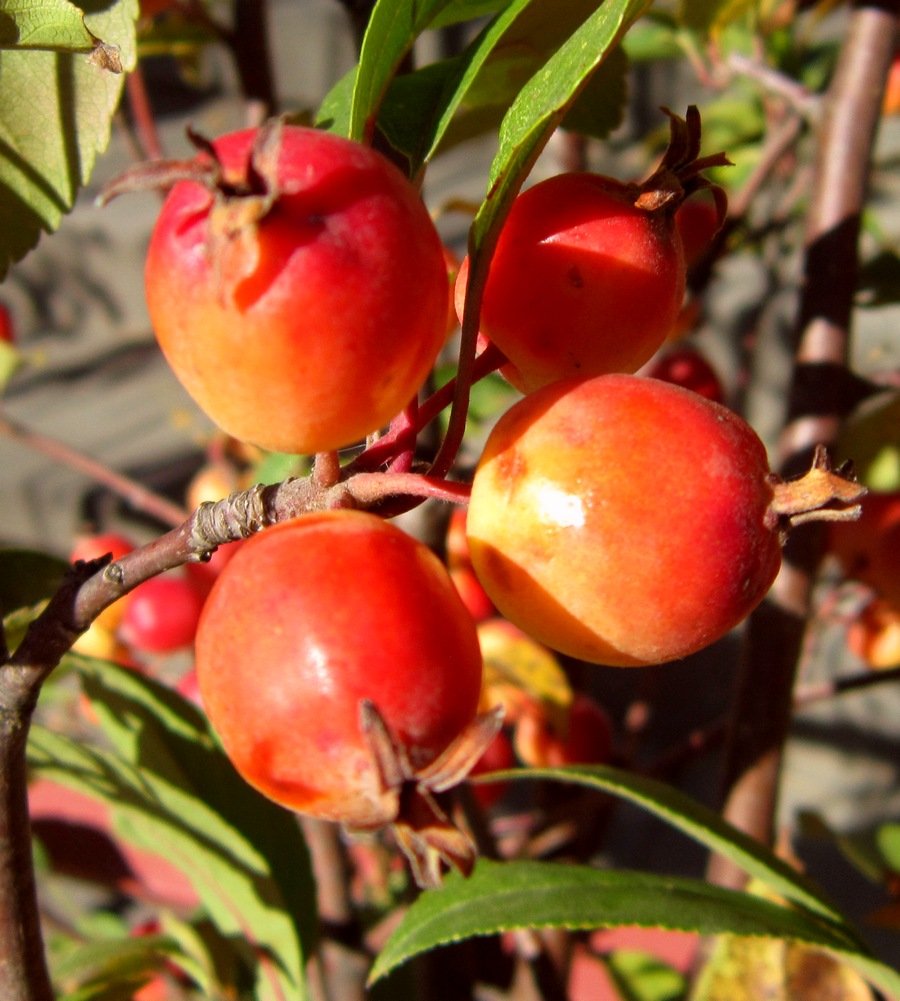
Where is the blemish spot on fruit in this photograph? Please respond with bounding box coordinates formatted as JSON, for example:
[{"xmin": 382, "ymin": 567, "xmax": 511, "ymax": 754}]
[
  {"xmin": 496, "ymin": 449, "xmax": 527, "ymax": 485},
  {"xmin": 567, "ymin": 265, "xmax": 584, "ymax": 289}
]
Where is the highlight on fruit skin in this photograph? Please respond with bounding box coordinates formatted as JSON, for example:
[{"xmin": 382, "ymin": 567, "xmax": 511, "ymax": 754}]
[{"xmin": 466, "ymin": 374, "xmax": 865, "ymax": 667}]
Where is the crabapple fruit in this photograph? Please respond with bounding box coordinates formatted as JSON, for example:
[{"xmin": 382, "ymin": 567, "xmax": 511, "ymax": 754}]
[
  {"xmin": 454, "ymin": 172, "xmax": 686, "ymax": 393},
  {"xmin": 70, "ymin": 531, "xmax": 137, "ymax": 632},
  {"xmin": 143, "ymin": 123, "xmax": 449, "ymax": 454},
  {"xmin": 514, "ymin": 693, "xmax": 613, "ymax": 768},
  {"xmin": 119, "ymin": 575, "xmax": 205, "ymax": 654},
  {"xmin": 645, "ymin": 346, "xmax": 724, "ymax": 404},
  {"xmin": 466, "ymin": 374, "xmax": 858, "ymax": 666},
  {"xmin": 674, "ymin": 191, "xmax": 722, "ymax": 270},
  {"xmin": 194, "ymin": 510, "xmax": 487, "ymax": 831},
  {"xmin": 828, "ymin": 491, "xmax": 900, "ymax": 606}
]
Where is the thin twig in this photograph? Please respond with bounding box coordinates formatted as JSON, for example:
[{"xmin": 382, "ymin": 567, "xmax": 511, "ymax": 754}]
[{"xmin": 0, "ymin": 410, "xmax": 189, "ymax": 528}]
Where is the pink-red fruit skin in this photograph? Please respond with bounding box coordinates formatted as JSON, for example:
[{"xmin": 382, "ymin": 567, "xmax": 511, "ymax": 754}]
[
  {"xmin": 467, "ymin": 374, "xmax": 781, "ymax": 666},
  {"xmin": 455, "ymin": 173, "xmax": 685, "ymax": 393},
  {"xmin": 145, "ymin": 126, "xmax": 449, "ymax": 454},
  {"xmin": 195, "ymin": 511, "xmax": 484, "ymax": 828}
]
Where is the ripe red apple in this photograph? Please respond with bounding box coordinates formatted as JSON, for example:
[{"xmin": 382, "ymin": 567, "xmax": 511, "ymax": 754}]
[
  {"xmin": 454, "ymin": 171, "xmax": 686, "ymax": 393},
  {"xmin": 674, "ymin": 190, "xmax": 722, "ymax": 270}
]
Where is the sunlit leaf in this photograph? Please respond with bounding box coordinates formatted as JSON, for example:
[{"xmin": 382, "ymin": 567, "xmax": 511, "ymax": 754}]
[
  {"xmin": 348, "ymin": 0, "xmax": 456, "ymax": 142},
  {"xmin": 493, "ymin": 765, "xmax": 854, "ymax": 930},
  {"xmin": 0, "ymin": 0, "xmax": 98, "ymax": 51},
  {"xmin": 29, "ymin": 655, "xmax": 316, "ymax": 1001},
  {"xmin": 370, "ymin": 859, "xmax": 898, "ymax": 995},
  {"xmin": 0, "ymin": 0, "xmax": 137, "ymax": 277}
]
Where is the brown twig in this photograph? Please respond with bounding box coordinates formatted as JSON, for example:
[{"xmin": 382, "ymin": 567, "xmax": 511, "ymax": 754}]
[{"xmin": 707, "ymin": 0, "xmax": 898, "ymax": 893}]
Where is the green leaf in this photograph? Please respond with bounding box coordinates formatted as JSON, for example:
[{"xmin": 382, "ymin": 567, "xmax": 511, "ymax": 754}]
[
  {"xmin": 370, "ymin": 859, "xmax": 900, "ymax": 996},
  {"xmin": 348, "ymin": 0, "xmax": 456, "ymax": 142},
  {"xmin": 29, "ymin": 655, "xmax": 316, "ymax": 1001},
  {"xmin": 0, "ymin": 0, "xmax": 138, "ymax": 278},
  {"xmin": 0, "ymin": 0, "xmax": 99, "ymax": 52},
  {"xmin": 429, "ymin": 0, "xmax": 508, "ymax": 30},
  {"xmin": 493, "ymin": 765, "xmax": 853, "ymax": 932},
  {"xmin": 559, "ymin": 44, "xmax": 629, "ymax": 140},
  {"xmin": 52, "ymin": 932, "xmax": 180, "ymax": 996},
  {"xmin": 375, "ymin": 0, "xmax": 540, "ymax": 174},
  {"xmin": 376, "ymin": 0, "xmax": 631, "ymax": 173},
  {"xmin": 605, "ymin": 949, "xmax": 686, "ymax": 1001}
]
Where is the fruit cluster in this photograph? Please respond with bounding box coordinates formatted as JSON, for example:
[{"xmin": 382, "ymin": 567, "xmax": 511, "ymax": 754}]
[{"xmin": 90, "ymin": 107, "xmax": 864, "ymax": 886}]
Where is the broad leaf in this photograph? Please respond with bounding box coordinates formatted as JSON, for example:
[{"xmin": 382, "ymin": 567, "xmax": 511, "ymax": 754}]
[
  {"xmin": 0, "ymin": 0, "xmax": 137, "ymax": 277},
  {"xmin": 0, "ymin": 0, "xmax": 97, "ymax": 51},
  {"xmin": 370, "ymin": 859, "xmax": 900, "ymax": 998},
  {"xmin": 29, "ymin": 655, "xmax": 316, "ymax": 1001}
]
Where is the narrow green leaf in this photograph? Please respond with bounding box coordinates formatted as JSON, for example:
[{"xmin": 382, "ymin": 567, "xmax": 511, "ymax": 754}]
[
  {"xmin": 379, "ymin": 0, "xmax": 632, "ymax": 175},
  {"xmin": 0, "ymin": 0, "xmax": 137, "ymax": 277},
  {"xmin": 348, "ymin": 0, "xmax": 456, "ymax": 142},
  {"xmin": 52, "ymin": 933, "xmax": 179, "ymax": 993},
  {"xmin": 375, "ymin": 0, "xmax": 537, "ymax": 174},
  {"xmin": 0, "ymin": 0, "xmax": 98, "ymax": 52},
  {"xmin": 495, "ymin": 765, "xmax": 853, "ymax": 934},
  {"xmin": 370, "ymin": 859, "xmax": 900, "ymax": 997},
  {"xmin": 30, "ymin": 655, "xmax": 316, "ymax": 1001},
  {"xmin": 429, "ymin": 0, "xmax": 508, "ymax": 30}
]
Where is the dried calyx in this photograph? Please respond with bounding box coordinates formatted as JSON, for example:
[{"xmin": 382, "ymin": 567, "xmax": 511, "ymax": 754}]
[
  {"xmin": 96, "ymin": 117, "xmax": 287, "ymax": 230},
  {"xmin": 358, "ymin": 700, "xmax": 504, "ymax": 889},
  {"xmin": 631, "ymin": 105, "xmax": 732, "ymax": 223},
  {"xmin": 768, "ymin": 444, "xmax": 867, "ymax": 542}
]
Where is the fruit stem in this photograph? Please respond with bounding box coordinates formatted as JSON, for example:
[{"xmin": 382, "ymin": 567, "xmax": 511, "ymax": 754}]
[
  {"xmin": 767, "ymin": 444, "xmax": 866, "ymax": 539},
  {"xmin": 347, "ymin": 343, "xmax": 506, "ymax": 474}
]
